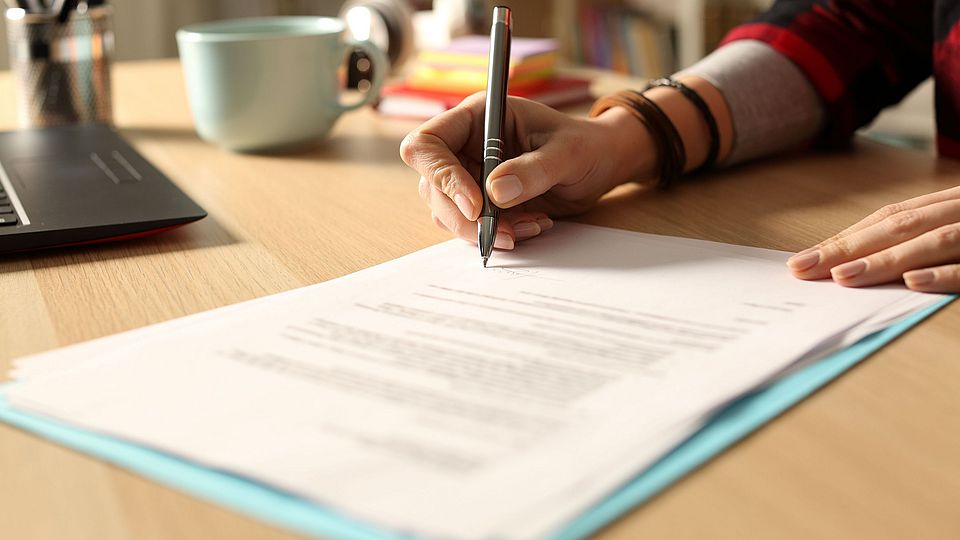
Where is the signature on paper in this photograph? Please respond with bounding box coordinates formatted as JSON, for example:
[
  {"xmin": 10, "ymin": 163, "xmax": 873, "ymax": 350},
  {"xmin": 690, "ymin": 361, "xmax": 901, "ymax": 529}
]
[{"xmin": 489, "ymin": 266, "xmax": 562, "ymax": 281}]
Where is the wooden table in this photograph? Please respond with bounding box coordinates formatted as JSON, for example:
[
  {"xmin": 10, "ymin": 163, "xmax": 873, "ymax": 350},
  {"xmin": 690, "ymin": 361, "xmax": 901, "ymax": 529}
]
[{"xmin": 1, "ymin": 60, "xmax": 958, "ymax": 540}]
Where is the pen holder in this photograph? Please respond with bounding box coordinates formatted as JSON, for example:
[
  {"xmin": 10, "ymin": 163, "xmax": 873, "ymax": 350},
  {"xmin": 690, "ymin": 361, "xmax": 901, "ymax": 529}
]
[{"xmin": 4, "ymin": 5, "xmax": 114, "ymax": 128}]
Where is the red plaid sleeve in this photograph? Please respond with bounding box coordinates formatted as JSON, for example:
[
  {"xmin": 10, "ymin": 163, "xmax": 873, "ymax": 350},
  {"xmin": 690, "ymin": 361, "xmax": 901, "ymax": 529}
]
[{"xmin": 722, "ymin": 0, "xmax": 933, "ymax": 146}]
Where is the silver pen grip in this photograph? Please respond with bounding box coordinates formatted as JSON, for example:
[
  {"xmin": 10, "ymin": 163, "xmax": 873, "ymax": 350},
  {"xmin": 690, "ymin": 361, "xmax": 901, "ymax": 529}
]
[{"xmin": 480, "ymin": 138, "xmax": 503, "ymax": 216}]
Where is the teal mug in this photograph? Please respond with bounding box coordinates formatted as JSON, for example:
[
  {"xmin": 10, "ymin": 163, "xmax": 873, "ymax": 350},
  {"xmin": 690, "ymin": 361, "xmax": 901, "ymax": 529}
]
[{"xmin": 176, "ymin": 17, "xmax": 386, "ymax": 153}]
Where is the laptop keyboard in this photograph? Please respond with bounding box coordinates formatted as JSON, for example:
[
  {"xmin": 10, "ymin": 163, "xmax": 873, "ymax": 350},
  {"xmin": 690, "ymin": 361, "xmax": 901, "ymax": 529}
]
[{"xmin": 0, "ymin": 183, "xmax": 18, "ymax": 226}]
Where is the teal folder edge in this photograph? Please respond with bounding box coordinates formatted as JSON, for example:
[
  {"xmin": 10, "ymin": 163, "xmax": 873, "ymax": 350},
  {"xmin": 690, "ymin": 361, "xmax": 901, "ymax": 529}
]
[{"xmin": 0, "ymin": 295, "xmax": 953, "ymax": 540}]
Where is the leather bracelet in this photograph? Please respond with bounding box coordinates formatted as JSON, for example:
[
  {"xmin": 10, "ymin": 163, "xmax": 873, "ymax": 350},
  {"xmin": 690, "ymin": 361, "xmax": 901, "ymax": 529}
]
[
  {"xmin": 645, "ymin": 78, "xmax": 720, "ymax": 171},
  {"xmin": 590, "ymin": 90, "xmax": 685, "ymax": 189}
]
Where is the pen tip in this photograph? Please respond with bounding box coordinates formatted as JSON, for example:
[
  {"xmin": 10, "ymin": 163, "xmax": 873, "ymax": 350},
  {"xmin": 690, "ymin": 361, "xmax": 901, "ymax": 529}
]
[{"xmin": 482, "ymin": 256, "xmax": 489, "ymax": 268}]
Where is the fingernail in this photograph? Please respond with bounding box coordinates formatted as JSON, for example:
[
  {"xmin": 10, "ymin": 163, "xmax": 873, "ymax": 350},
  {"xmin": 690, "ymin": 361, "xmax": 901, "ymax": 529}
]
[
  {"xmin": 904, "ymin": 269, "xmax": 934, "ymax": 286},
  {"xmin": 832, "ymin": 259, "xmax": 867, "ymax": 280},
  {"xmin": 536, "ymin": 217, "xmax": 554, "ymax": 231},
  {"xmin": 787, "ymin": 250, "xmax": 820, "ymax": 271},
  {"xmin": 453, "ymin": 194, "xmax": 474, "ymax": 219},
  {"xmin": 494, "ymin": 234, "xmax": 515, "ymax": 250},
  {"xmin": 513, "ymin": 221, "xmax": 541, "ymax": 239},
  {"xmin": 489, "ymin": 175, "xmax": 523, "ymax": 204}
]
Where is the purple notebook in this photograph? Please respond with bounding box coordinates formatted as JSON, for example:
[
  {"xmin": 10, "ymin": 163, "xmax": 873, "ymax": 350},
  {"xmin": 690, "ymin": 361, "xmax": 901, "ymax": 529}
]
[{"xmin": 430, "ymin": 35, "xmax": 557, "ymax": 60}]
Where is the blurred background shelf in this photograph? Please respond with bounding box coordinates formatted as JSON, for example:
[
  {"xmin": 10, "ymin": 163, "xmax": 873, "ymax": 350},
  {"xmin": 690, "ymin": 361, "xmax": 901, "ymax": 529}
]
[
  {"xmin": 0, "ymin": 0, "xmax": 934, "ymax": 148},
  {"xmin": 0, "ymin": 0, "xmax": 770, "ymax": 76}
]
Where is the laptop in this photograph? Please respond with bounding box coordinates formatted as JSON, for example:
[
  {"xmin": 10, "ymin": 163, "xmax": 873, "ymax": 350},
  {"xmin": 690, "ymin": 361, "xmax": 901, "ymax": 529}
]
[{"xmin": 0, "ymin": 124, "xmax": 206, "ymax": 254}]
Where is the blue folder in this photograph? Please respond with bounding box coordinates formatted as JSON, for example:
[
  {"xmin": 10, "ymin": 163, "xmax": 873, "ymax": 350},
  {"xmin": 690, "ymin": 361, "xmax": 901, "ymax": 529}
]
[{"xmin": 0, "ymin": 296, "xmax": 953, "ymax": 540}]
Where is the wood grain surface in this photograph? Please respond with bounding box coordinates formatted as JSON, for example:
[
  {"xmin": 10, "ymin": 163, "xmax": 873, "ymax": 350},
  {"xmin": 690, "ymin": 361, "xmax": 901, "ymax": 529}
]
[{"xmin": 0, "ymin": 61, "xmax": 957, "ymax": 540}]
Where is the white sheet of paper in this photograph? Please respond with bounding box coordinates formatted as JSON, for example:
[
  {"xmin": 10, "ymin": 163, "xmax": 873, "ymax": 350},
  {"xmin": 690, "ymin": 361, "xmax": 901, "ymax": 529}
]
[{"xmin": 8, "ymin": 223, "xmax": 945, "ymax": 539}]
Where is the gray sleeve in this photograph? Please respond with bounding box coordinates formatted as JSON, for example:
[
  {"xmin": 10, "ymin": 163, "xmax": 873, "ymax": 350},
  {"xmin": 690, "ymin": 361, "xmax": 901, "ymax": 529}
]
[{"xmin": 678, "ymin": 40, "xmax": 825, "ymax": 165}]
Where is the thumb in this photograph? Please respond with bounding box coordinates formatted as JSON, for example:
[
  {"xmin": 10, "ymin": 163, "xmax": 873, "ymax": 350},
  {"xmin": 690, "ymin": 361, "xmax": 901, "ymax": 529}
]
[{"xmin": 486, "ymin": 138, "xmax": 585, "ymax": 209}]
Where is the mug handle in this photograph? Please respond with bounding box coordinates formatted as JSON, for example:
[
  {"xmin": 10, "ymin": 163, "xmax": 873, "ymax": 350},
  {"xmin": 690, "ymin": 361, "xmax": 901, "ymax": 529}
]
[{"xmin": 336, "ymin": 38, "xmax": 388, "ymax": 113}]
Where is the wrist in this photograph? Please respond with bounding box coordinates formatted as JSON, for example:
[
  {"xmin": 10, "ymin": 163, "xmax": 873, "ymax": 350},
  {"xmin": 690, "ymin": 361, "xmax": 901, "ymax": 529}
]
[{"xmin": 589, "ymin": 106, "xmax": 658, "ymax": 186}]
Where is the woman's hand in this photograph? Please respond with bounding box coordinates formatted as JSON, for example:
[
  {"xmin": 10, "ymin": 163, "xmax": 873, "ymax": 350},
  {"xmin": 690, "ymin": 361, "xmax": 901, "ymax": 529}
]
[
  {"xmin": 400, "ymin": 93, "xmax": 654, "ymax": 249},
  {"xmin": 788, "ymin": 185, "xmax": 960, "ymax": 293}
]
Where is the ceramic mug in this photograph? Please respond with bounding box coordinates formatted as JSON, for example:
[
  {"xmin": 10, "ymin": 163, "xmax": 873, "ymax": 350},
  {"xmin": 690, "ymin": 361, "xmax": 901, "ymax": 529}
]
[{"xmin": 176, "ymin": 17, "xmax": 386, "ymax": 152}]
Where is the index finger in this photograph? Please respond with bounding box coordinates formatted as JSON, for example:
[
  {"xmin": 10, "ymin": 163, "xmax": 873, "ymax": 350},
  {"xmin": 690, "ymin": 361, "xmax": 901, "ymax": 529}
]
[
  {"xmin": 400, "ymin": 94, "xmax": 487, "ymax": 220},
  {"xmin": 400, "ymin": 93, "xmax": 486, "ymax": 164}
]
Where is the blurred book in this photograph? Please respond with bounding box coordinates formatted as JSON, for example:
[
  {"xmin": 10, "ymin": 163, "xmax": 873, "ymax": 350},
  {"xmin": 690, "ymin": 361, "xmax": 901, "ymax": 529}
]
[
  {"xmin": 379, "ymin": 35, "xmax": 591, "ymax": 119},
  {"xmin": 407, "ymin": 65, "xmax": 556, "ymax": 94},
  {"xmin": 573, "ymin": 4, "xmax": 675, "ymax": 78},
  {"xmin": 416, "ymin": 35, "xmax": 558, "ymax": 68},
  {"xmin": 377, "ymin": 77, "xmax": 592, "ymax": 119},
  {"xmin": 406, "ymin": 35, "xmax": 560, "ymax": 94}
]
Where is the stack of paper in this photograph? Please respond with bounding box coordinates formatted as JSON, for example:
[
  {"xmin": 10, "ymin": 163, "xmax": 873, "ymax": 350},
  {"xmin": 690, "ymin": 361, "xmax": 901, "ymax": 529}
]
[{"xmin": 5, "ymin": 223, "xmax": 947, "ymax": 539}]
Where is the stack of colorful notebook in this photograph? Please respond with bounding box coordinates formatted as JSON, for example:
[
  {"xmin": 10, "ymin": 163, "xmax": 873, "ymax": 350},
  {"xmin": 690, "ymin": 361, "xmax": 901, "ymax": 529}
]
[{"xmin": 378, "ymin": 36, "xmax": 592, "ymax": 119}]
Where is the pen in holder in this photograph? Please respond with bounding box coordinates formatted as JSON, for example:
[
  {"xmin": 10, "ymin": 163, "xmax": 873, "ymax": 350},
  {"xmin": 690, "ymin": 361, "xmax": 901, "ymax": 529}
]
[{"xmin": 4, "ymin": 4, "xmax": 113, "ymax": 128}]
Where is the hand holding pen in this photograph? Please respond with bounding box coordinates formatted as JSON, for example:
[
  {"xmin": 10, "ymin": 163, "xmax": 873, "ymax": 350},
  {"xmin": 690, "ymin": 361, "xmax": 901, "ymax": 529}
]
[
  {"xmin": 399, "ymin": 16, "xmax": 657, "ymax": 260},
  {"xmin": 400, "ymin": 96, "xmax": 654, "ymax": 245}
]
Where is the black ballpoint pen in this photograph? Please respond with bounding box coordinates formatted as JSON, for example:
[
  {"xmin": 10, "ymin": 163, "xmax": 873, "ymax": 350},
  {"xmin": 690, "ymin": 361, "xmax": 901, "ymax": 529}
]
[{"xmin": 478, "ymin": 5, "xmax": 511, "ymax": 267}]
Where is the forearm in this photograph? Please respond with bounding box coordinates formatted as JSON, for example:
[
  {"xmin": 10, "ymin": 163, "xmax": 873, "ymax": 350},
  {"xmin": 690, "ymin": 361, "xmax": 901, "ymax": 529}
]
[
  {"xmin": 679, "ymin": 40, "xmax": 825, "ymax": 165},
  {"xmin": 594, "ymin": 40, "xmax": 826, "ymax": 180}
]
